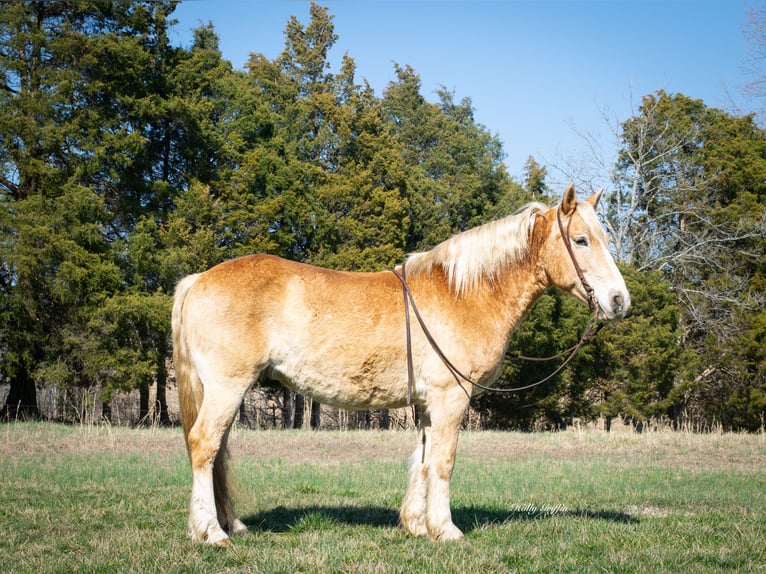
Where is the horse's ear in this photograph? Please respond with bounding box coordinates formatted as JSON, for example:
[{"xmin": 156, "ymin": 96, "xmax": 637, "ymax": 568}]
[
  {"xmin": 585, "ymin": 188, "xmax": 604, "ymax": 209},
  {"xmin": 561, "ymin": 183, "xmax": 577, "ymax": 215}
]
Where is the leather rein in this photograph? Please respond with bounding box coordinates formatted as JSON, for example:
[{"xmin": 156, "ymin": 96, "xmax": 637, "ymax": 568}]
[{"xmin": 391, "ymin": 206, "xmax": 603, "ymax": 404}]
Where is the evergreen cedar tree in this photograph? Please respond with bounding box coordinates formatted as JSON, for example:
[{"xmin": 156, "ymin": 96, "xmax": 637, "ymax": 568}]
[{"xmin": 0, "ymin": 3, "xmax": 763, "ymax": 430}]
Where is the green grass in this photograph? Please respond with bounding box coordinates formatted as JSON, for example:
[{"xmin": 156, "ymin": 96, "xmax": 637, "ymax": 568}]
[{"xmin": 1, "ymin": 423, "xmax": 764, "ymax": 573}]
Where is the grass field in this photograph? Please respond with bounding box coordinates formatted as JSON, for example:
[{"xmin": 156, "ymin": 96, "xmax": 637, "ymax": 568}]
[{"xmin": 1, "ymin": 423, "xmax": 764, "ymax": 573}]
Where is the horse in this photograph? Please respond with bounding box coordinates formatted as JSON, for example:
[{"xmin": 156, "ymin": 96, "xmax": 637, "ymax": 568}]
[{"xmin": 171, "ymin": 183, "xmax": 630, "ymax": 545}]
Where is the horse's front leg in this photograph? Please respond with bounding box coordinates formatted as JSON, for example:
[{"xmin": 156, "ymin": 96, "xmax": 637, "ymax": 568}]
[
  {"xmin": 400, "ymin": 392, "xmax": 469, "ymax": 541},
  {"xmin": 400, "ymin": 410, "xmax": 431, "ymax": 537},
  {"xmin": 423, "ymin": 393, "xmax": 468, "ymax": 541}
]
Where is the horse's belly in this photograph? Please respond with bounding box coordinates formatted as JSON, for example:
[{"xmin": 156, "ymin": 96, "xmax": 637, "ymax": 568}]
[{"xmin": 265, "ymin": 354, "xmax": 410, "ymax": 410}]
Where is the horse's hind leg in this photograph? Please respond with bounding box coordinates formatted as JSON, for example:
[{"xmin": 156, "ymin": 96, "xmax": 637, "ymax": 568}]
[
  {"xmin": 187, "ymin": 382, "xmax": 248, "ymax": 545},
  {"xmin": 213, "ymin": 426, "xmax": 248, "ymax": 537}
]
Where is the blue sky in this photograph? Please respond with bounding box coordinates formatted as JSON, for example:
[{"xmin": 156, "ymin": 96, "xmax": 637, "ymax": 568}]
[{"xmin": 170, "ymin": 1, "xmax": 763, "ymax": 187}]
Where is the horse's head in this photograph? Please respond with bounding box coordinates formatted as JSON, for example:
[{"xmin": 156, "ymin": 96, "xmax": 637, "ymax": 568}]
[{"xmin": 539, "ymin": 184, "xmax": 630, "ymax": 320}]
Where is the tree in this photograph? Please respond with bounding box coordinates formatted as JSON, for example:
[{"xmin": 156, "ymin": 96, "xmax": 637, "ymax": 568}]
[
  {"xmin": 484, "ymin": 291, "xmax": 591, "ymax": 430},
  {"xmin": 608, "ymin": 91, "xmax": 766, "ymax": 430},
  {"xmin": 112, "ymin": 21, "xmax": 256, "ymax": 423},
  {"xmin": 0, "ymin": 1, "xmax": 179, "ymax": 420},
  {"xmin": 309, "ymin": 61, "xmax": 410, "ymax": 271},
  {"xmin": 523, "ymin": 156, "xmax": 549, "ymax": 199},
  {"xmin": 236, "ymin": 5, "xmax": 528, "ymax": 426},
  {"xmin": 382, "ymin": 65, "xmax": 524, "ymax": 252},
  {"xmin": 0, "ymin": 189, "xmax": 120, "ymax": 419},
  {"xmin": 590, "ymin": 266, "xmax": 682, "ymax": 430}
]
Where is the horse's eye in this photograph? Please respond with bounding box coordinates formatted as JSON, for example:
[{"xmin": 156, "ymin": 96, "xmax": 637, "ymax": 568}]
[{"xmin": 573, "ymin": 236, "xmax": 589, "ymax": 247}]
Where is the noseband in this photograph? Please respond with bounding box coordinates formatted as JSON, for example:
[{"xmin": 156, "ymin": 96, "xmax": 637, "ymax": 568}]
[{"xmin": 391, "ymin": 205, "xmax": 603, "ymax": 403}]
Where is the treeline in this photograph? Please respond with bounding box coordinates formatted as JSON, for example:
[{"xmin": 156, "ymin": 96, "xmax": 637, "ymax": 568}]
[{"xmin": 1, "ymin": 2, "xmax": 764, "ymax": 431}]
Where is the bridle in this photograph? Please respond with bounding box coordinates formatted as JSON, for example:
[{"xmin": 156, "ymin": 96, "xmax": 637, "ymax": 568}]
[
  {"xmin": 391, "ymin": 205, "xmax": 603, "ymax": 404},
  {"xmin": 556, "ymin": 205, "xmax": 598, "ymax": 315}
]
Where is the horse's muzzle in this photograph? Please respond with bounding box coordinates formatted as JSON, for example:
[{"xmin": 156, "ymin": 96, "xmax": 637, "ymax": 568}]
[{"xmin": 607, "ymin": 290, "xmax": 630, "ymax": 319}]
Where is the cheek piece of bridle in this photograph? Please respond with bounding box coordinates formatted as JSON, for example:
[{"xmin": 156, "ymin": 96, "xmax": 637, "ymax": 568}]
[{"xmin": 391, "ymin": 205, "xmax": 604, "ymax": 404}]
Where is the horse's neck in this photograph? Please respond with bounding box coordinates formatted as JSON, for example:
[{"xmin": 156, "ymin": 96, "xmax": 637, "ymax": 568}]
[
  {"xmin": 419, "ymin": 260, "xmax": 548, "ymax": 343},
  {"xmin": 482, "ymin": 263, "xmax": 548, "ymax": 334}
]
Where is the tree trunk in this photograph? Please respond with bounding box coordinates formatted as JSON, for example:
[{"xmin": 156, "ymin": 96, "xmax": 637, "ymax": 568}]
[
  {"xmin": 294, "ymin": 393, "xmax": 305, "ymax": 429},
  {"xmin": 282, "ymin": 388, "xmax": 294, "ymax": 429},
  {"xmin": 310, "ymin": 399, "xmax": 321, "ymax": 430},
  {"xmin": 101, "ymin": 400, "xmax": 112, "ymax": 424},
  {"xmin": 379, "ymin": 409, "xmax": 390, "ymax": 430},
  {"xmin": 155, "ymin": 354, "xmax": 170, "ymax": 426},
  {"xmin": 0, "ymin": 369, "xmax": 39, "ymax": 421},
  {"xmin": 238, "ymin": 400, "xmax": 252, "ymax": 428},
  {"xmin": 138, "ymin": 381, "xmax": 150, "ymax": 425}
]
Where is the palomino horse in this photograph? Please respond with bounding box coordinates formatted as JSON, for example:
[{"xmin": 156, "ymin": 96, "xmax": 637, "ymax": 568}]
[{"xmin": 172, "ymin": 184, "xmax": 630, "ymax": 545}]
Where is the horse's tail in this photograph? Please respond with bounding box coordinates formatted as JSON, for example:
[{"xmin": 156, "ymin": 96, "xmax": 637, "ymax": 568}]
[{"xmin": 172, "ymin": 273, "xmax": 202, "ymax": 443}]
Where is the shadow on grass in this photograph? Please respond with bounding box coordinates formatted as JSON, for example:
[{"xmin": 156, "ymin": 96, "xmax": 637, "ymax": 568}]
[
  {"xmin": 244, "ymin": 505, "xmax": 638, "ymax": 534},
  {"xmin": 455, "ymin": 506, "xmax": 640, "ymax": 528}
]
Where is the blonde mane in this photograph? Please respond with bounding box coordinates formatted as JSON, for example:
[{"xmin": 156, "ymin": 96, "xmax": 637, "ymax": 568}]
[{"xmin": 405, "ymin": 202, "xmax": 548, "ymax": 295}]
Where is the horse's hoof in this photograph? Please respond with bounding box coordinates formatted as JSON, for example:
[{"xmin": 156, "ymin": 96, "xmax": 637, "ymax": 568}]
[
  {"xmin": 400, "ymin": 522, "xmax": 428, "ymax": 538},
  {"xmin": 230, "ymin": 519, "xmax": 248, "ymax": 537},
  {"xmin": 431, "ymin": 523, "xmax": 464, "ymax": 541},
  {"xmin": 203, "ymin": 525, "xmax": 231, "ymax": 546},
  {"xmin": 399, "ymin": 513, "xmax": 428, "ymax": 538}
]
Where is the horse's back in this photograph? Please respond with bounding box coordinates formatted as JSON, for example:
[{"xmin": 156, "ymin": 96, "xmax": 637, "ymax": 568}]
[{"xmin": 185, "ymin": 254, "xmax": 391, "ymax": 319}]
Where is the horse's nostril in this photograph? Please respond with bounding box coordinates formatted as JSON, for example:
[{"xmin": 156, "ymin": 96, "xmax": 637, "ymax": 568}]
[{"xmin": 612, "ymin": 293, "xmax": 624, "ymax": 314}]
